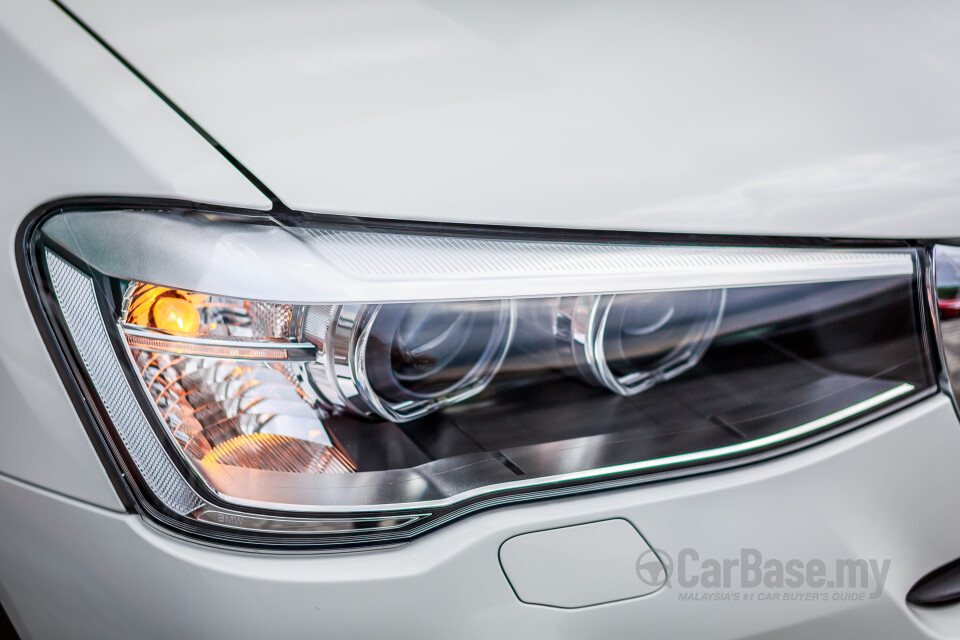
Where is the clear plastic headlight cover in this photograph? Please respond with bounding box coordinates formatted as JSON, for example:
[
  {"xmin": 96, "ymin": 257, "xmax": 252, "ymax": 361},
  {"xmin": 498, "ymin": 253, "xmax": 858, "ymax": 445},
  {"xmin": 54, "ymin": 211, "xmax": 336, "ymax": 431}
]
[
  {"xmin": 25, "ymin": 206, "xmax": 935, "ymax": 548},
  {"xmin": 932, "ymin": 246, "xmax": 960, "ymax": 400}
]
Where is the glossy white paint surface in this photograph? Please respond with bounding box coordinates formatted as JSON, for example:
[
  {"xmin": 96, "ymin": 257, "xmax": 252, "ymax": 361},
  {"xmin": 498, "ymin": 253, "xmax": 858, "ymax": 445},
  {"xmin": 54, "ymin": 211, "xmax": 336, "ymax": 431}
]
[
  {"xmin": 0, "ymin": 0, "xmax": 269, "ymax": 510},
  {"xmin": 2, "ymin": 397, "xmax": 959, "ymax": 639},
  {"xmin": 0, "ymin": 0, "xmax": 270, "ymax": 210},
  {"xmin": 63, "ymin": 0, "xmax": 960, "ymax": 237},
  {"xmin": 499, "ymin": 519, "xmax": 664, "ymax": 607}
]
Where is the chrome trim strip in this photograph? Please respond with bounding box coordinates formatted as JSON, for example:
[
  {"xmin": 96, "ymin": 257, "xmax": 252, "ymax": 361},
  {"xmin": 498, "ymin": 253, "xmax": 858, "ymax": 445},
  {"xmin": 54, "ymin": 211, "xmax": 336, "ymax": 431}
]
[{"xmin": 121, "ymin": 323, "xmax": 316, "ymax": 361}]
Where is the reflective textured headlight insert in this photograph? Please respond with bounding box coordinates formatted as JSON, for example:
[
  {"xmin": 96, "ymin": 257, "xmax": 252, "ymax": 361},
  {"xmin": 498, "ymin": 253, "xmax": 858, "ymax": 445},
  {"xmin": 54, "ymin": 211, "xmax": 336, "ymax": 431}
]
[{"xmin": 25, "ymin": 206, "xmax": 934, "ymax": 548}]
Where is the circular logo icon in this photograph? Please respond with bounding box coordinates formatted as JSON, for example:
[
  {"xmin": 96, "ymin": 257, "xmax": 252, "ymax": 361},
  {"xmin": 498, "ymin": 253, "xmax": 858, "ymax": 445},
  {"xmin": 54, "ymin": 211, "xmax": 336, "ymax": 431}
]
[{"xmin": 636, "ymin": 548, "xmax": 673, "ymax": 587}]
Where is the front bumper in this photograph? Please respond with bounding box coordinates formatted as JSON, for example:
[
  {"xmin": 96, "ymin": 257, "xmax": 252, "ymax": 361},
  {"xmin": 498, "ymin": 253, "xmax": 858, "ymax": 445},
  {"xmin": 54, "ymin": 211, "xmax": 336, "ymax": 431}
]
[{"xmin": 2, "ymin": 395, "xmax": 960, "ymax": 639}]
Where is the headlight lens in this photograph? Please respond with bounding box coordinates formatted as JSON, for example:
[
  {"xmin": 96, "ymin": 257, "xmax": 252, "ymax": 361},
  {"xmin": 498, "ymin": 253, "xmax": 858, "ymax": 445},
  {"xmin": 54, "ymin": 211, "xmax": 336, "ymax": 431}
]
[
  {"xmin": 25, "ymin": 206, "xmax": 935, "ymax": 548},
  {"xmin": 559, "ymin": 289, "xmax": 726, "ymax": 395},
  {"xmin": 303, "ymin": 299, "xmax": 516, "ymax": 421}
]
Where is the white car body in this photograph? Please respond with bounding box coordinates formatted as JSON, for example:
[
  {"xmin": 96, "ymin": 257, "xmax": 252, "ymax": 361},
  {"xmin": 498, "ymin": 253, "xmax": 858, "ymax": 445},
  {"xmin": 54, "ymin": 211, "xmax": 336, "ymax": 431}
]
[{"xmin": 2, "ymin": 0, "xmax": 960, "ymax": 638}]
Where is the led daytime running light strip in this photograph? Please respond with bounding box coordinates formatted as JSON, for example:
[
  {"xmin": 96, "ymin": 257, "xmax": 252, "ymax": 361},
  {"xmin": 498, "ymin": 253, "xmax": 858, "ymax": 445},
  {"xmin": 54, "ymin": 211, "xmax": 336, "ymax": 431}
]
[
  {"xmin": 216, "ymin": 382, "xmax": 917, "ymax": 513},
  {"xmin": 554, "ymin": 382, "xmax": 916, "ymax": 481}
]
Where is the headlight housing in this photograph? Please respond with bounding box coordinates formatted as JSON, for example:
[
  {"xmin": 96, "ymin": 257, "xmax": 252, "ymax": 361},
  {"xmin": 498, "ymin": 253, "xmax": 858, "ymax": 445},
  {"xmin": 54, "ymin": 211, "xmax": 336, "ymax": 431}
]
[{"xmin": 21, "ymin": 201, "xmax": 936, "ymax": 548}]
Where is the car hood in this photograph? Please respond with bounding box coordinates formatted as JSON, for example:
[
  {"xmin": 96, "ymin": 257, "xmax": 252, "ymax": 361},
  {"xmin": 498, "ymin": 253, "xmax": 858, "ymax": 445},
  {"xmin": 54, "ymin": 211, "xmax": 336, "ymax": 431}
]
[{"xmin": 63, "ymin": 0, "xmax": 960, "ymax": 237}]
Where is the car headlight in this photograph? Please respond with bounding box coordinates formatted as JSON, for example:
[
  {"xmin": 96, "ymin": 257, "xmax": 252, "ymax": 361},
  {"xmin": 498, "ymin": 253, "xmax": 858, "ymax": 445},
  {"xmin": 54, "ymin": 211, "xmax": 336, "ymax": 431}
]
[{"xmin": 21, "ymin": 203, "xmax": 935, "ymax": 548}]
